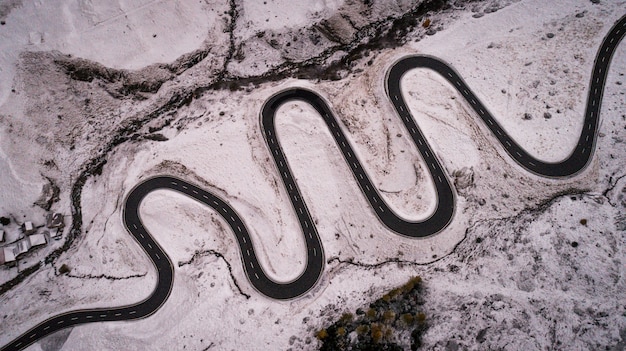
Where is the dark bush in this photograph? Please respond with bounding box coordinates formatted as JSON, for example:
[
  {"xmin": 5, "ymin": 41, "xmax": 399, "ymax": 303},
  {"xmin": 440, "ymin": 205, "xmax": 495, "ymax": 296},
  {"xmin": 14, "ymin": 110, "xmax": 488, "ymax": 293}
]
[
  {"xmin": 58, "ymin": 264, "xmax": 71, "ymax": 275},
  {"xmin": 316, "ymin": 276, "xmax": 428, "ymax": 350}
]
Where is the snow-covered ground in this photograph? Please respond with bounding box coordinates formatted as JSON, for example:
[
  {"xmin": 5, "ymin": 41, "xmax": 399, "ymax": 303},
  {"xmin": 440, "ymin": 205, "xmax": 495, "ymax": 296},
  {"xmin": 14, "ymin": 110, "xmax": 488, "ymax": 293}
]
[{"xmin": 0, "ymin": 0, "xmax": 624, "ymax": 350}]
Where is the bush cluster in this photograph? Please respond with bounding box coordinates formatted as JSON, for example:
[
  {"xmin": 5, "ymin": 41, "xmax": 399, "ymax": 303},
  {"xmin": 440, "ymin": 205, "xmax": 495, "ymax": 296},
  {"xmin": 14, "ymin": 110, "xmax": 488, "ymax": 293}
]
[{"xmin": 316, "ymin": 276, "xmax": 427, "ymax": 351}]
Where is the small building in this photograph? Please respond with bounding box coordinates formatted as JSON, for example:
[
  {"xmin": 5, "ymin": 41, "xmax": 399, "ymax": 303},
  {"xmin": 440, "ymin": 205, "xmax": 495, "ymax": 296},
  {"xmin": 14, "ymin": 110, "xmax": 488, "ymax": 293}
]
[
  {"xmin": 22, "ymin": 221, "xmax": 35, "ymax": 235},
  {"xmin": 0, "ymin": 219, "xmax": 52, "ymax": 266},
  {"xmin": 0, "ymin": 234, "xmax": 48, "ymax": 266},
  {"xmin": 14, "ymin": 238, "xmax": 31, "ymax": 256},
  {"xmin": 28, "ymin": 233, "xmax": 47, "ymax": 247},
  {"xmin": 46, "ymin": 213, "xmax": 65, "ymax": 229},
  {"xmin": 0, "ymin": 246, "xmax": 17, "ymax": 265}
]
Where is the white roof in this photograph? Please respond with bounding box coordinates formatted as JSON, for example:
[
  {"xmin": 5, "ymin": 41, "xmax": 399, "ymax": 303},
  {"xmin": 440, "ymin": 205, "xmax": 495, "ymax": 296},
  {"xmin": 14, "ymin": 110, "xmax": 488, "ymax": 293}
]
[
  {"xmin": 15, "ymin": 239, "xmax": 30, "ymax": 255},
  {"xmin": 1, "ymin": 246, "xmax": 16, "ymax": 263},
  {"xmin": 29, "ymin": 234, "xmax": 47, "ymax": 246}
]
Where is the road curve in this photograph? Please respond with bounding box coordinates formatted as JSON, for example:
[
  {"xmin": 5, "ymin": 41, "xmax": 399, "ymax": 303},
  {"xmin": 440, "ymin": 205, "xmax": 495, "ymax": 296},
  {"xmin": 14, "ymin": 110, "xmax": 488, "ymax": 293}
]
[
  {"xmin": 3, "ymin": 13, "xmax": 624, "ymax": 351},
  {"xmin": 388, "ymin": 15, "xmax": 625, "ymax": 178}
]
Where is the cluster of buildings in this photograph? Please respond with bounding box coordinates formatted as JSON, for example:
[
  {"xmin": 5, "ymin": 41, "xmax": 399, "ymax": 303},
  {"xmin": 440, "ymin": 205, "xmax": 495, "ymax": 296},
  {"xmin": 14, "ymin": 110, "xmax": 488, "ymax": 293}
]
[{"xmin": 0, "ymin": 213, "xmax": 64, "ymax": 267}]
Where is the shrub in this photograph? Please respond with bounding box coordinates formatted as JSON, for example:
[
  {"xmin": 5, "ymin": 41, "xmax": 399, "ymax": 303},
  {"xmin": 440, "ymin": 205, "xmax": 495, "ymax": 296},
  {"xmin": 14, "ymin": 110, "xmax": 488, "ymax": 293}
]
[
  {"xmin": 339, "ymin": 312, "xmax": 354, "ymax": 324},
  {"xmin": 315, "ymin": 276, "xmax": 428, "ymax": 350},
  {"xmin": 388, "ymin": 288, "xmax": 401, "ymax": 299},
  {"xmin": 409, "ymin": 276, "xmax": 422, "ymax": 285},
  {"xmin": 401, "ymin": 313, "xmax": 415, "ymax": 326},
  {"xmin": 371, "ymin": 323, "xmax": 383, "ymax": 343},
  {"xmin": 366, "ymin": 308, "xmax": 378, "ymax": 320},
  {"xmin": 402, "ymin": 276, "xmax": 422, "ymax": 292},
  {"xmin": 356, "ymin": 324, "xmax": 370, "ymax": 335},
  {"xmin": 316, "ymin": 329, "xmax": 328, "ymax": 340},
  {"xmin": 58, "ymin": 264, "xmax": 71, "ymax": 275},
  {"xmin": 382, "ymin": 310, "xmax": 396, "ymax": 324}
]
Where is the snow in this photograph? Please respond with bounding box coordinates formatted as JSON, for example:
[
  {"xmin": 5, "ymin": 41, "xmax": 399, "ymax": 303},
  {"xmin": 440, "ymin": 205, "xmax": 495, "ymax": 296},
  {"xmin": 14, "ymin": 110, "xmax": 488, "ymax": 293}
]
[
  {"xmin": 0, "ymin": 150, "xmax": 43, "ymax": 215},
  {"xmin": 239, "ymin": 0, "xmax": 343, "ymax": 33},
  {"xmin": 0, "ymin": 0, "xmax": 624, "ymax": 350},
  {"xmin": 411, "ymin": 0, "xmax": 611, "ymax": 162},
  {"xmin": 0, "ymin": 0, "xmax": 222, "ymax": 105}
]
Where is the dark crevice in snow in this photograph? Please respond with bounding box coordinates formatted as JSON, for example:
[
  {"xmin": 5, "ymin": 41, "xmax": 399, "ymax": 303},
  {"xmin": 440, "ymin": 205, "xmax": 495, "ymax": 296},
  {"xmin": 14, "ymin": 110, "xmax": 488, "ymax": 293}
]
[
  {"xmin": 327, "ymin": 239, "xmax": 465, "ymax": 268},
  {"xmin": 219, "ymin": 0, "xmax": 239, "ymax": 81},
  {"xmin": 326, "ymin": 221, "xmax": 471, "ymax": 270},
  {"xmin": 178, "ymin": 249, "xmax": 251, "ymax": 299},
  {"xmin": 212, "ymin": 0, "xmax": 453, "ymax": 91},
  {"xmin": 329, "ymin": 186, "xmax": 598, "ymax": 271},
  {"xmin": 465, "ymin": 187, "xmax": 594, "ymax": 233},
  {"xmin": 517, "ymin": 187, "xmax": 591, "ymax": 215},
  {"xmin": 62, "ymin": 271, "xmax": 147, "ymax": 281},
  {"xmin": 328, "ymin": 256, "xmax": 428, "ymax": 269},
  {"xmin": 0, "ymin": 262, "xmax": 40, "ymax": 296},
  {"xmin": 603, "ymin": 173, "xmax": 626, "ymax": 207}
]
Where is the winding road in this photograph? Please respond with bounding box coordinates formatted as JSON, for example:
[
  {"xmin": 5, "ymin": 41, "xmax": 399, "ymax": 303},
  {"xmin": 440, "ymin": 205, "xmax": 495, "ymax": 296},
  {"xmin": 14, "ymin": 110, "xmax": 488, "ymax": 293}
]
[{"xmin": 3, "ymin": 13, "xmax": 624, "ymax": 351}]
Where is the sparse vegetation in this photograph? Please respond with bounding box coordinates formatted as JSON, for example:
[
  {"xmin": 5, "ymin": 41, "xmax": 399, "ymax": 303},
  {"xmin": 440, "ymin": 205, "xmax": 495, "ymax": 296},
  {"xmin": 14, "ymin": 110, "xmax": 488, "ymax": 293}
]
[
  {"xmin": 339, "ymin": 312, "xmax": 354, "ymax": 324},
  {"xmin": 316, "ymin": 329, "xmax": 329, "ymax": 340},
  {"xmin": 401, "ymin": 313, "xmax": 414, "ymax": 326},
  {"xmin": 316, "ymin": 276, "xmax": 428, "ymax": 351},
  {"xmin": 382, "ymin": 310, "xmax": 396, "ymax": 324},
  {"xmin": 366, "ymin": 308, "xmax": 378, "ymax": 320}
]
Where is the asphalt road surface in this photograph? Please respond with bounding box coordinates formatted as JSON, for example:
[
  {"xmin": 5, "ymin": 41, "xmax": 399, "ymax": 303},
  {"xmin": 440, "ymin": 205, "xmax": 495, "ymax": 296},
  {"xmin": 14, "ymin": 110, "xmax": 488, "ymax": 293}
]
[{"xmin": 3, "ymin": 13, "xmax": 624, "ymax": 351}]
